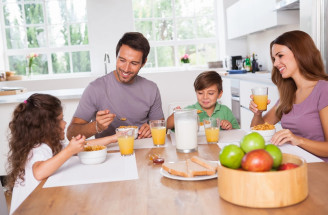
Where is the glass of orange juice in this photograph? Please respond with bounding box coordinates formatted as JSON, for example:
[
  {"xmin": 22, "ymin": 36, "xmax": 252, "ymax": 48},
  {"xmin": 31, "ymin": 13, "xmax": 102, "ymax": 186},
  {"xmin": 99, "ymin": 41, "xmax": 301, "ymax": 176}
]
[
  {"xmin": 252, "ymin": 87, "xmax": 268, "ymax": 111},
  {"xmin": 203, "ymin": 117, "xmax": 220, "ymax": 144},
  {"xmin": 150, "ymin": 120, "xmax": 166, "ymax": 147},
  {"xmin": 116, "ymin": 128, "xmax": 135, "ymax": 156}
]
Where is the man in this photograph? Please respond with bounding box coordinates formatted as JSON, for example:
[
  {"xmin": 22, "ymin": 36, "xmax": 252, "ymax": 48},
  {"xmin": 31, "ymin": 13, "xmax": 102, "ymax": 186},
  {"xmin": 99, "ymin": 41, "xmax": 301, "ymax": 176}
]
[{"xmin": 67, "ymin": 32, "xmax": 164, "ymax": 140}]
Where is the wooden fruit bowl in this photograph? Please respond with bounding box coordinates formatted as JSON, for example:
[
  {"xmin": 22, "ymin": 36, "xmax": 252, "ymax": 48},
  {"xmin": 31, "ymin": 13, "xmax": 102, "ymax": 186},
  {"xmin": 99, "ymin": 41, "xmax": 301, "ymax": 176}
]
[{"xmin": 218, "ymin": 153, "xmax": 308, "ymax": 208}]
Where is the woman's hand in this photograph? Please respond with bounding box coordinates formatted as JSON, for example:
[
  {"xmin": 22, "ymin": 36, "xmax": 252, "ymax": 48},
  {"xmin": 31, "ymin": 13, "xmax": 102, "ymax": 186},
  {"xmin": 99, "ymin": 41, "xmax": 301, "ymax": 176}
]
[
  {"xmin": 249, "ymin": 95, "xmax": 271, "ymax": 115},
  {"xmin": 220, "ymin": 120, "xmax": 232, "ymax": 130},
  {"xmin": 271, "ymin": 129, "xmax": 303, "ymax": 146}
]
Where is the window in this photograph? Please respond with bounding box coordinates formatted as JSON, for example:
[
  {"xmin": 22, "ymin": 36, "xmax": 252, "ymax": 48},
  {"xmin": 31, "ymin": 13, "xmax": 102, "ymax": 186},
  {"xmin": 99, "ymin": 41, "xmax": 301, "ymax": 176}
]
[
  {"xmin": 132, "ymin": 0, "xmax": 220, "ymax": 70},
  {"xmin": 1, "ymin": 0, "xmax": 90, "ymax": 77}
]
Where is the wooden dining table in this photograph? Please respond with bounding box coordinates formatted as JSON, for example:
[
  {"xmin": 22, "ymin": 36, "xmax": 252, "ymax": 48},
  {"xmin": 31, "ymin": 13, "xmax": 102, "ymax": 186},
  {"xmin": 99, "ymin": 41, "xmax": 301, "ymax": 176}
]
[{"xmin": 14, "ymin": 139, "xmax": 328, "ymax": 215}]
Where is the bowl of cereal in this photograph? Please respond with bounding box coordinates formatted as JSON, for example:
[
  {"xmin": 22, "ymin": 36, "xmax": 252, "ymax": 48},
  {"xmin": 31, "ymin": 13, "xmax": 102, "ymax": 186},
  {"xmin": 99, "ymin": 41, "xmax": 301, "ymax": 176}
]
[
  {"xmin": 251, "ymin": 123, "xmax": 276, "ymax": 142},
  {"xmin": 118, "ymin": 126, "xmax": 139, "ymax": 139},
  {"xmin": 78, "ymin": 145, "xmax": 107, "ymax": 165}
]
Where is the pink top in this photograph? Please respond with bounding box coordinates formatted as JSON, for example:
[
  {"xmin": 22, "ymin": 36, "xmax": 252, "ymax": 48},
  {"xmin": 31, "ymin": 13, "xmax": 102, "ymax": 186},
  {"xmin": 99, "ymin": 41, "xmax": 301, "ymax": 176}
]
[{"xmin": 280, "ymin": 80, "xmax": 328, "ymax": 161}]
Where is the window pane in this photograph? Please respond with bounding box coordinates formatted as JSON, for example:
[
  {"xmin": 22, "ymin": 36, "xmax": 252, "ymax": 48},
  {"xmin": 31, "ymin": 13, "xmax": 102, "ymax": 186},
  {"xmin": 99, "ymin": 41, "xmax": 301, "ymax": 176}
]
[
  {"xmin": 52, "ymin": 52, "xmax": 70, "ymax": 74},
  {"xmin": 24, "ymin": 3, "xmax": 44, "ymax": 24},
  {"xmin": 196, "ymin": 43, "xmax": 217, "ymax": 64},
  {"xmin": 178, "ymin": 45, "xmax": 196, "ymax": 65},
  {"xmin": 153, "ymin": 0, "xmax": 172, "ymax": 18},
  {"xmin": 8, "ymin": 55, "xmax": 26, "ymax": 75},
  {"xmin": 28, "ymin": 54, "xmax": 48, "ymax": 75},
  {"xmin": 72, "ymin": 51, "xmax": 90, "ymax": 72},
  {"xmin": 27, "ymin": 26, "xmax": 46, "ymax": 48},
  {"xmin": 135, "ymin": 20, "xmax": 153, "ymax": 41},
  {"xmin": 154, "ymin": 19, "xmax": 173, "ymax": 41},
  {"xmin": 196, "ymin": 16, "xmax": 215, "ymax": 38},
  {"xmin": 46, "ymin": 1, "xmax": 67, "ymax": 24},
  {"xmin": 194, "ymin": 0, "xmax": 214, "ymax": 16},
  {"xmin": 3, "ymin": 3, "xmax": 23, "ymax": 26},
  {"xmin": 66, "ymin": 0, "xmax": 87, "ymax": 22},
  {"xmin": 144, "ymin": 47, "xmax": 155, "ymax": 68},
  {"xmin": 48, "ymin": 25, "xmax": 68, "ymax": 47},
  {"xmin": 157, "ymin": 46, "xmax": 174, "ymax": 67},
  {"xmin": 5, "ymin": 26, "xmax": 26, "ymax": 49},
  {"xmin": 177, "ymin": 18, "xmax": 195, "ymax": 40},
  {"xmin": 175, "ymin": 0, "xmax": 194, "ymax": 17},
  {"xmin": 70, "ymin": 23, "xmax": 88, "ymax": 45},
  {"xmin": 133, "ymin": 0, "xmax": 152, "ymax": 18}
]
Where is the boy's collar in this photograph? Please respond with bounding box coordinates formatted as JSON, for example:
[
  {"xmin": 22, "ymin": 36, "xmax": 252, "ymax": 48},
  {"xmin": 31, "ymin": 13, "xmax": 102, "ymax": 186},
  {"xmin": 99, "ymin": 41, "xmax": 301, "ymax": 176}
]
[{"xmin": 195, "ymin": 102, "xmax": 221, "ymax": 113}]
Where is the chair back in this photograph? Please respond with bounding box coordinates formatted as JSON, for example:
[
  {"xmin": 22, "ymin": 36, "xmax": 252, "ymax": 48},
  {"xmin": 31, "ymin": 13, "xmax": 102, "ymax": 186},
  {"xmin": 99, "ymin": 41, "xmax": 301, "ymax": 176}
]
[{"xmin": 0, "ymin": 181, "xmax": 9, "ymax": 215}]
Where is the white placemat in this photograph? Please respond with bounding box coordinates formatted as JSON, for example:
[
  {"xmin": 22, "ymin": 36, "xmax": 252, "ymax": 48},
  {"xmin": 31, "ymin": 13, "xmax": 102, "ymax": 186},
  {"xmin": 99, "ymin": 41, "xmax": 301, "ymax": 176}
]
[
  {"xmin": 107, "ymin": 136, "xmax": 170, "ymax": 151},
  {"xmin": 43, "ymin": 153, "xmax": 138, "ymax": 188}
]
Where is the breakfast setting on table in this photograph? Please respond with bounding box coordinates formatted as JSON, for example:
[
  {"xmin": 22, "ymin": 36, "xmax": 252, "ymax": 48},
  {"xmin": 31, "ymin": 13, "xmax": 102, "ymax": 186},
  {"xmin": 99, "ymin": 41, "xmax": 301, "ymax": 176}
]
[{"xmin": 4, "ymin": 31, "xmax": 328, "ymax": 215}]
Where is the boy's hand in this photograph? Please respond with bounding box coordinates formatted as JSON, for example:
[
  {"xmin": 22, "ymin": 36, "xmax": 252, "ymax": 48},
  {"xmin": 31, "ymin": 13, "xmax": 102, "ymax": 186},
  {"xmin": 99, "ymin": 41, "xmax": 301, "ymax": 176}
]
[
  {"xmin": 220, "ymin": 120, "xmax": 232, "ymax": 130},
  {"xmin": 67, "ymin": 134, "xmax": 86, "ymax": 155}
]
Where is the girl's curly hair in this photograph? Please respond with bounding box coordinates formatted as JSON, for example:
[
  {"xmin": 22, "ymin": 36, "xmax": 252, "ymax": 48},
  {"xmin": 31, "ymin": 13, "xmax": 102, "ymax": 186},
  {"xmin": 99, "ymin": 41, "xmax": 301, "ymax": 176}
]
[{"xmin": 6, "ymin": 93, "xmax": 63, "ymax": 191}]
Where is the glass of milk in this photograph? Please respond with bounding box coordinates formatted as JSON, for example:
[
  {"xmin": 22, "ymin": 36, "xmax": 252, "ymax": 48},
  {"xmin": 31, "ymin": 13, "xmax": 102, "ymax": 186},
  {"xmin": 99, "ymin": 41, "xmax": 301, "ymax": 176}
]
[{"xmin": 174, "ymin": 109, "xmax": 198, "ymax": 153}]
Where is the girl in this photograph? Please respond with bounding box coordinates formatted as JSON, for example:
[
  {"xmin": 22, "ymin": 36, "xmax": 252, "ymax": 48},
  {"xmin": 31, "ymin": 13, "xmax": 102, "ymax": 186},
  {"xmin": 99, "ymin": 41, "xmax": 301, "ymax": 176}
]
[
  {"xmin": 6, "ymin": 93, "xmax": 117, "ymax": 214},
  {"xmin": 249, "ymin": 30, "xmax": 328, "ymax": 160}
]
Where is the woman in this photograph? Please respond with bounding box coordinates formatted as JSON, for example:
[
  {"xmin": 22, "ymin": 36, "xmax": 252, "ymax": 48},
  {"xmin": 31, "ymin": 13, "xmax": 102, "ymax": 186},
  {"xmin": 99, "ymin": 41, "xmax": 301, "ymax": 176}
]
[{"xmin": 249, "ymin": 30, "xmax": 328, "ymax": 159}]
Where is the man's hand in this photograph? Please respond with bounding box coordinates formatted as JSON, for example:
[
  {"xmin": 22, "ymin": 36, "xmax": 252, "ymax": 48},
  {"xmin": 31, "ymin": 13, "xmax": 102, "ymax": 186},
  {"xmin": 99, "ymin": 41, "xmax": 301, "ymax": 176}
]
[
  {"xmin": 138, "ymin": 123, "xmax": 152, "ymax": 139},
  {"xmin": 96, "ymin": 109, "xmax": 116, "ymax": 132}
]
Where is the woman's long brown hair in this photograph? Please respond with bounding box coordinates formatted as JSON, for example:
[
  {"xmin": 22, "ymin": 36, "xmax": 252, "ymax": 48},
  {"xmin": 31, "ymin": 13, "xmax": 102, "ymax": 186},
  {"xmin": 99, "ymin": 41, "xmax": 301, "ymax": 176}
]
[
  {"xmin": 270, "ymin": 30, "xmax": 328, "ymax": 119},
  {"xmin": 6, "ymin": 94, "xmax": 63, "ymax": 191}
]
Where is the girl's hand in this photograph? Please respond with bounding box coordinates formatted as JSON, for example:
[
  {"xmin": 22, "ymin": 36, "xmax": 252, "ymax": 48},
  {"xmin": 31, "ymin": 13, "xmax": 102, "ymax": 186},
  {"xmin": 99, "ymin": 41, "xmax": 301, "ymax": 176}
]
[
  {"xmin": 249, "ymin": 95, "xmax": 271, "ymax": 115},
  {"xmin": 67, "ymin": 134, "xmax": 86, "ymax": 155},
  {"xmin": 271, "ymin": 129, "xmax": 303, "ymax": 146},
  {"xmin": 173, "ymin": 106, "xmax": 181, "ymax": 111},
  {"xmin": 220, "ymin": 120, "xmax": 232, "ymax": 130}
]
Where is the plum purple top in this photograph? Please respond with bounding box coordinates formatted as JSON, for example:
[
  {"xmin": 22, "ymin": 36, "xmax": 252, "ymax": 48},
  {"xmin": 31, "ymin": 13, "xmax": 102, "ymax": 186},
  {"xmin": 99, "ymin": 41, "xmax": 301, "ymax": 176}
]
[{"xmin": 280, "ymin": 80, "xmax": 328, "ymax": 162}]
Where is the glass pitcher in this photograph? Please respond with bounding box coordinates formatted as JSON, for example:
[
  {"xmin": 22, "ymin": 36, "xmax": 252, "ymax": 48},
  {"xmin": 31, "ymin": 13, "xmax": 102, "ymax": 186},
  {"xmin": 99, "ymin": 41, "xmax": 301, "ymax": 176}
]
[{"xmin": 174, "ymin": 109, "xmax": 198, "ymax": 153}]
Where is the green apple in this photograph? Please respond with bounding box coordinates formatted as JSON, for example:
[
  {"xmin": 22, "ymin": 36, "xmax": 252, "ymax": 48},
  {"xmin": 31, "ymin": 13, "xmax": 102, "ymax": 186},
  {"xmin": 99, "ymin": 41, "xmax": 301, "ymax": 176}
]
[
  {"xmin": 240, "ymin": 132, "xmax": 265, "ymax": 153},
  {"xmin": 265, "ymin": 144, "xmax": 283, "ymax": 169},
  {"xmin": 219, "ymin": 144, "xmax": 245, "ymax": 169}
]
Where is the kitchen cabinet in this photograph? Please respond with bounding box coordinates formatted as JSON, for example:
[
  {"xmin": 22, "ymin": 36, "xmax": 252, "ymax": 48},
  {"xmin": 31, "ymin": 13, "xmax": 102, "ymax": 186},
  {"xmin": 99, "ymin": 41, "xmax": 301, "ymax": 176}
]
[
  {"xmin": 239, "ymin": 80, "xmax": 279, "ymax": 130},
  {"xmin": 226, "ymin": 0, "xmax": 299, "ymax": 39},
  {"xmin": 221, "ymin": 77, "xmax": 232, "ymax": 109}
]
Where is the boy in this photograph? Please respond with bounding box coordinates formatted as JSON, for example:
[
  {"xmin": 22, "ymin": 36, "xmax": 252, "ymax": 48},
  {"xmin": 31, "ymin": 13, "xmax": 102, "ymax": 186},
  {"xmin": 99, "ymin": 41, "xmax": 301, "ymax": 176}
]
[{"xmin": 166, "ymin": 71, "xmax": 240, "ymax": 130}]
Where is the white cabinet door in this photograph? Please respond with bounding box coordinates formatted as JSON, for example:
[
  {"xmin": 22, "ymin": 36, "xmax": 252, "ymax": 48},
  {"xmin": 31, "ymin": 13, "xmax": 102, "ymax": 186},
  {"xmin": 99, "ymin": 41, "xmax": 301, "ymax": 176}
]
[
  {"xmin": 240, "ymin": 106, "xmax": 254, "ymax": 131},
  {"xmin": 220, "ymin": 77, "xmax": 232, "ymax": 109},
  {"xmin": 226, "ymin": 0, "xmax": 299, "ymax": 39}
]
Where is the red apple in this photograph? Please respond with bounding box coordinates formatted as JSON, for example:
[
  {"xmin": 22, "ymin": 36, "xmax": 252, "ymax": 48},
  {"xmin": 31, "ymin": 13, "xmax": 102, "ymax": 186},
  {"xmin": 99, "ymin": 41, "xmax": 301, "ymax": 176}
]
[
  {"xmin": 241, "ymin": 149, "xmax": 273, "ymax": 172},
  {"xmin": 278, "ymin": 163, "xmax": 299, "ymax": 171}
]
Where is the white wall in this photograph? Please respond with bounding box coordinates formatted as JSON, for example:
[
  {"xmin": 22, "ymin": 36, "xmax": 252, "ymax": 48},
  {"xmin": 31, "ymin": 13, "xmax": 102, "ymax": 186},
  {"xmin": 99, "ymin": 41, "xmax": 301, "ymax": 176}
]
[{"xmin": 247, "ymin": 24, "xmax": 300, "ymax": 71}]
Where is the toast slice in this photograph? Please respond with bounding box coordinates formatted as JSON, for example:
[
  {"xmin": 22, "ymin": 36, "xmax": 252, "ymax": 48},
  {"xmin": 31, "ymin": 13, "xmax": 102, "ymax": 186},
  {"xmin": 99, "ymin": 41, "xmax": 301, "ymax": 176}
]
[
  {"xmin": 186, "ymin": 159, "xmax": 216, "ymax": 177},
  {"xmin": 191, "ymin": 156, "xmax": 218, "ymax": 172},
  {"xmin": 162, "ymin": 161, "xmax": 188, "ymax": 177}
]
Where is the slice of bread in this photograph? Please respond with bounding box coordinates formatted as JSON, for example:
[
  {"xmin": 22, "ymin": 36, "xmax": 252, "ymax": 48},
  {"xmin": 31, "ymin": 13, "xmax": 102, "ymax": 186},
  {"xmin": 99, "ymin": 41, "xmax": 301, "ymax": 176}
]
[
  {"xmin": 162, "ymin": 161, "xmax": 188, "ymax": 177},
  {"xmin": 186, "ymin": 159, "xmax": 215, "ymax": 177},
  {"xmin": 162, "ymin": 157, "xmax": 217, "ymax": 178},
  {"xmin": 191, "ymin": 156, "xmax": 218, "ymax": 172}
]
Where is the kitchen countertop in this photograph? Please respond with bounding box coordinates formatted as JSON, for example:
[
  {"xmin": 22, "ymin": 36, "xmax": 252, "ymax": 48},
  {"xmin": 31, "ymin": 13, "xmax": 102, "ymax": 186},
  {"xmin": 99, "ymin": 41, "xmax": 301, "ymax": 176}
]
[
  {"xmin": 0, "ymin": 88, "xmax": 84, "ymax": 104},
  {"xmin": 223, "ymin": 72, "xmax": 274, "ymax": 85}
]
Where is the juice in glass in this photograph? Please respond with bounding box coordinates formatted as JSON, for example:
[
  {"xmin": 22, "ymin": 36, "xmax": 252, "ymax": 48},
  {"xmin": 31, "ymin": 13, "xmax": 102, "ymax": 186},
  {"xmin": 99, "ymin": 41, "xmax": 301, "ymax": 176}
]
[
  {"xmin": 205, "ymin": 127, "xmax": 220, "ymax": 143},
  {"xmin": 253, "ymin": 95, "xmax": 268, "ymax": 111},
  {"xmin": 118, "ymin": 136, "xmax": 134, "ymax": 156},
  {"xmin": 151, "ymin": 127, "xmax": 166, "ymax": 146}
]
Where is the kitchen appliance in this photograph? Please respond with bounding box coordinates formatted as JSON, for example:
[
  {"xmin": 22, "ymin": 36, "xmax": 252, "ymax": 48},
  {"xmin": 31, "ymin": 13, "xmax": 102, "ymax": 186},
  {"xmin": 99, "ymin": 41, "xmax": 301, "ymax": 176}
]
[
  {"xmin": 300, "ymin": 0, "xmax": 328, "ymax": 74},
  {"xmin": 230, "ymin": 79, "xmax": 240, "ymax": 124},
  {"xmin": 174, "ymin": 109, "xmax": 198, "ymax": 153},
  {"xmin": 231, "ymin": 56, "xmax": 242, "ymax": 70}
]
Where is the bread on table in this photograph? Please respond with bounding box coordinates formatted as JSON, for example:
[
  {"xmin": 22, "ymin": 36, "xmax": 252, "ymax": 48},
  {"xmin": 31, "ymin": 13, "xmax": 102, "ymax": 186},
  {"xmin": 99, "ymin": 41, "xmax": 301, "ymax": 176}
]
[
  {"xmin": 162, "ymin": 156, "xmax": 218, "ymax": 178},
  {"xmin": 191, "ymin": 156, "xmax": 218, "ymax": 172}
]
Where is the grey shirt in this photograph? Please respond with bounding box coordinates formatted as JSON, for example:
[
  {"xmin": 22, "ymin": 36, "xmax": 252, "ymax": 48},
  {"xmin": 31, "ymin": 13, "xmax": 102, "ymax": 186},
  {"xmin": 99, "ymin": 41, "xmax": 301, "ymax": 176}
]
[{"xmin": 74, "ymin": 71, "xmax": 164, "ymax": 138}]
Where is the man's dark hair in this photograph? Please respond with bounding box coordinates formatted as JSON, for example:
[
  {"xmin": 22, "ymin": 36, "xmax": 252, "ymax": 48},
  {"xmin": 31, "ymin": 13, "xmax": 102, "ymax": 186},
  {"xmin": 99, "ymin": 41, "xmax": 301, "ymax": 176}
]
[{"xmin": 116, "ymin": 32, "xmax": 150, "ymax": 65}]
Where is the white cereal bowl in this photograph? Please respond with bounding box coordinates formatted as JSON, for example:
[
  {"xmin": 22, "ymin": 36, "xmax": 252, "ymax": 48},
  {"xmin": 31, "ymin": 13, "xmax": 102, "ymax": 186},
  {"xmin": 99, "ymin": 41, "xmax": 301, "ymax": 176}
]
[
  {"xmin": 251, "ymin": 128, "xmax": 276, "ymax": 142},
  {"xmin": 78, "ymin": 148, "xmax": 107, "ymax": 165},
  {"xmin": 118, "ymin": 127, "xmax": 139, "ymax": 139}
]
